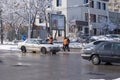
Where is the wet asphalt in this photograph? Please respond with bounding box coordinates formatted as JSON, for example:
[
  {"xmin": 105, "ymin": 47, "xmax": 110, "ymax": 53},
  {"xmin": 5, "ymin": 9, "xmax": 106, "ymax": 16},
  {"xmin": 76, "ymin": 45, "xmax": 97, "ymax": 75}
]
[{"xmin": 0, "ymin": 48, "xmax": 120, "ymax": 80}]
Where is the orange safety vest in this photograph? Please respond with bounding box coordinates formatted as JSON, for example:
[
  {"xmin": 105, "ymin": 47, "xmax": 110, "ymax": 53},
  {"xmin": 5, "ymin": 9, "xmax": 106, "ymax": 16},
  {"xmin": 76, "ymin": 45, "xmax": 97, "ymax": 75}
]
[
  {"xmin": 49, "ymin": 38, "xmax": 53, "ymax": 44},
  {"xmin": 63, "ymin": 39, "xmax": 68, "ymax": 45}
]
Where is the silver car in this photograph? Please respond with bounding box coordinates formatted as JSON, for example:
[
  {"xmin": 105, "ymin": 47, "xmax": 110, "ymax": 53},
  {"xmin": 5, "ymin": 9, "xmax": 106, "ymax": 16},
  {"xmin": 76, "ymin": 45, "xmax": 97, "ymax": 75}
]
[
  {"xmin": 18, "ymin": 39, "xmax": 61, "ymax": 54},
  {"xmin": 81, "ymin": 40, "xmax": 120, "ymax": 65}
]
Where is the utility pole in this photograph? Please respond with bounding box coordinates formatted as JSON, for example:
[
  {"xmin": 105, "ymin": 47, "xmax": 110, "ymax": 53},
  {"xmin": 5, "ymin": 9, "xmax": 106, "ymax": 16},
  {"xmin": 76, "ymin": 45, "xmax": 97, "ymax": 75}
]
[
  {"xmin": 0, "ymin": 9, "xmax": 3, "ymax": 44},
  {"xmin": 28, "ymin": 0, "xmax": 31, "ymax": 39},
  {"xmin": 88, "ymin": 0, "xmax": 92, "ymax": 36}
]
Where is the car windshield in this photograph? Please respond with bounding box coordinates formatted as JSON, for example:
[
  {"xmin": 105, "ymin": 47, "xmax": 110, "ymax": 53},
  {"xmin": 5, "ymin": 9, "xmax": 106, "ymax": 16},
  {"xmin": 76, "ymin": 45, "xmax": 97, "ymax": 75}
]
[
  {"xmin": 93, "ymin": 41, "xmax": 104, "ymax": 45},
  {"xmin": 84, "ymin": 40, "xmax": 105, "ymax": 49}
]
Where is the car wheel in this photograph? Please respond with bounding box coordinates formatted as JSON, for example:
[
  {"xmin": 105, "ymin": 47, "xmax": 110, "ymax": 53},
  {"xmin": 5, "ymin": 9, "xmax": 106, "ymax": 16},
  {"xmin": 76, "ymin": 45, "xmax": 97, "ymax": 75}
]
[
  {"xmin": 21, "ymin": 46, "xmax": 26, "ymax": 53},
  {"xmin": 91, "ymin": 55, "xmax": 101, "ymax": 65},
  {"xmin": 41, "ymin": 47, "xmax": 47, "ymax": 54}
]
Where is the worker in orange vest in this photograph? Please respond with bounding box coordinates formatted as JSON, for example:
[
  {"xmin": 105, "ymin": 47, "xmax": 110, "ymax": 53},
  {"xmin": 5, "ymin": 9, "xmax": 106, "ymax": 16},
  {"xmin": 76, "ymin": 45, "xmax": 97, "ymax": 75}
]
[
  {"xmin": 48, "ymin": 37, "xmax": 53, "ymax": 44},
  {"xmin": 63, "ymin": 37, "xmax": 70, "ymax": 51}
]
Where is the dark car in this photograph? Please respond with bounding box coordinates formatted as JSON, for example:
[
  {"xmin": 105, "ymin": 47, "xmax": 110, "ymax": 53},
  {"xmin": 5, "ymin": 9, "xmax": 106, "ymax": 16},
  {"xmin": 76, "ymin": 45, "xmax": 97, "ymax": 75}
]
[{"xmin": 81, "ymin": 41, "xmax": 120, "ymax": 65}]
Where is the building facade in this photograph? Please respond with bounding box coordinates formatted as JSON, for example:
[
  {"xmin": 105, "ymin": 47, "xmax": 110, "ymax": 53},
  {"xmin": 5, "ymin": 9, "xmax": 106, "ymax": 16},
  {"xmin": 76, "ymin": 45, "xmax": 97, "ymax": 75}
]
[
  {"xmin": 48, "ymin": 0, "xmax": 109, "ymax": 38},
  {"xmin": 108, "ymin": 0, "xmax": 120, "ymax": 12},
  {"xmin": 107, "ymin": 0, "xmax": 120, "ymax": 34}
]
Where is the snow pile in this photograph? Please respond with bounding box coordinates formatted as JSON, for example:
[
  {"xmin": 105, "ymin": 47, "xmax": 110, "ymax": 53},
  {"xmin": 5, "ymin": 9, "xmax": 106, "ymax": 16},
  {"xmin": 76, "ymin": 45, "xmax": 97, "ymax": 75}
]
[
  {"xmin": 90, "ymin": 35, "xmax": 120, "ymax": 41},
  {"xmin": 0, "ymin": 44, "xmax": 20, "ymax": 51},
  {"xmin": 113, "ymin": 78, "xmax": 120, "ymax": 80}
]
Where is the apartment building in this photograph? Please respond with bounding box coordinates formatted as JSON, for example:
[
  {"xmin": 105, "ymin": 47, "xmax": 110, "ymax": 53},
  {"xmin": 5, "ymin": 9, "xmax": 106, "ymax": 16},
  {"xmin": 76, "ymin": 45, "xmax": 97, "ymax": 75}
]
[
  {"xmin": 48, "ymin": 0, "xmax": 109, "ymax": 38},
  {"xmin": 108, "ymin": 0, "xmax": 120, "ymax": 12},
  {"xmin": 107, "ymin": 0, "xmax": 120, "ymax": 34}
]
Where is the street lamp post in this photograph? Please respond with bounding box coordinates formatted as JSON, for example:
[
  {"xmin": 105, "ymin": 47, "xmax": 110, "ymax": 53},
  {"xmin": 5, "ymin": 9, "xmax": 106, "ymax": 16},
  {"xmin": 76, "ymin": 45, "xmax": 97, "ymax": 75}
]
[
  {"xmin": 0, "ymin": 9, "xmax": 3, "ymax": 44},
  {"xmin": 88, "ymin": 0, "xmax": 92, "ymax": 36},
  {"xmin": 28, "ymin": 12, "xmax": 31, "ymax": 39},
  {"xmin": 28, "ymin": 0, "xmax": 32, "ymax": 39}
]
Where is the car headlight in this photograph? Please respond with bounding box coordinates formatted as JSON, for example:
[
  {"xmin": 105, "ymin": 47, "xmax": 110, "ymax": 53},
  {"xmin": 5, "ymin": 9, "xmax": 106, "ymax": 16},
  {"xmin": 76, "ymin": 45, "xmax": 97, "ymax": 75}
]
[
  {"xmin": 84, "ymin": 47, "xmax": 94, "ymax": 51},
  {"xmin": 86, "ymin": 48, "xmax": 93, "ymax": 50}
]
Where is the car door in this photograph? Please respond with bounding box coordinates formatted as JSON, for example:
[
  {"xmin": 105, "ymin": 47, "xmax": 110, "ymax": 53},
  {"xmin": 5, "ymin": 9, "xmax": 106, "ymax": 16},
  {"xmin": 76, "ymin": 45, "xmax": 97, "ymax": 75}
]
[
  {"xmin": 25, "ymin": 40, "xmax": 34, "ymax": 51},
  {"xmin": 96, "ymin": 42, "xmax": 113, "ymax": 62},
  {"xmin": 32, "ymin": 40, "xmax": 41, "ymax": 51},
  {"xmin": 112, "ymin": 42, "xmax": 120, "ymax": 62}
]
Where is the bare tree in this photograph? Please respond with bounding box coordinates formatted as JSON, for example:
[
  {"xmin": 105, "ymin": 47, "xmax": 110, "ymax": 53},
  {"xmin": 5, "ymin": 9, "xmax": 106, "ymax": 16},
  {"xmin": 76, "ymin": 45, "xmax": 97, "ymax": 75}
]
[{"xmin": 0, "ymin": 0, "xmax": 52, "ymax": 40}]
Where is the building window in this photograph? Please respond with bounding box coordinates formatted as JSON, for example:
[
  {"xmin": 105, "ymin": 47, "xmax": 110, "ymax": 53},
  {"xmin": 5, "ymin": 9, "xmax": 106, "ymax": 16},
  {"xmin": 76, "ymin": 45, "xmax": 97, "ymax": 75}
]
[
  {"xmin": 84, "ymin": 0, "xmax": 88, "ymax": 4},
  {"xmin": 98, "ymin": 15, "xmax": 107, "ymax": 23},
  {"xmin": 85, "ymin": 13, "xmax": 96, "ymax": 22},
  {"xmin": 114, "ymin": 9, "xmax": 119, "ymax": 12},
  {"xmin": 91, "ymin": 14, "xmax": 96, "ymax": 22},
  {"xmin": 56, "ymin": 11, "xmax": 62, "ymax": 14},
  {"xmin": 84, "ymin": 28, "xmax": 89, "ymax": 34},
  {"xmin": 115, "ymin": 0, "xmax": 117, "ymax": 2},
  {"xmin": 58, "ymin": 30, "xmax": 62, "ymax": 36},
  {"xmin": 93, "ymin": 28, "xmax": 97, "ymax": 35},
  {"xmin": 90, "ymin": 1, "xmax": 94, "ymax": 8},
  {"xmin": 97, "ymin": 2, "xmax": 101, "ymax": 9},
  {"xmin": 84, "ymin": 0, "xmax": 94, "ymax": 8},
  {"xmin": 102, "ymin": 3, "xmax": 106, "ymax": 10},
  {"xmin": 56, "ymin": 0, "xmax": 62, "ymax": 7}
]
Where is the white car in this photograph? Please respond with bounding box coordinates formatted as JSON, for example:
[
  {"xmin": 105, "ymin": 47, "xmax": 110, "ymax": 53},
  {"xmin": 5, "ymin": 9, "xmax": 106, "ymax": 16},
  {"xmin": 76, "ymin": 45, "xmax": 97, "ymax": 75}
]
[{"xmin": 18, "ymin": 39, "xmax": 61, "ymax": 54}]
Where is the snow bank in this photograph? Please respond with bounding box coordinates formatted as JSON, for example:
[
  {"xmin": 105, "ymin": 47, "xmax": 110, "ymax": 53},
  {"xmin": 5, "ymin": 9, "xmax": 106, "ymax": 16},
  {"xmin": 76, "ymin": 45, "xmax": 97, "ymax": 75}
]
[{"xmin": 0, "ymin": 44, "xmax": 20, "ymax": 51}]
